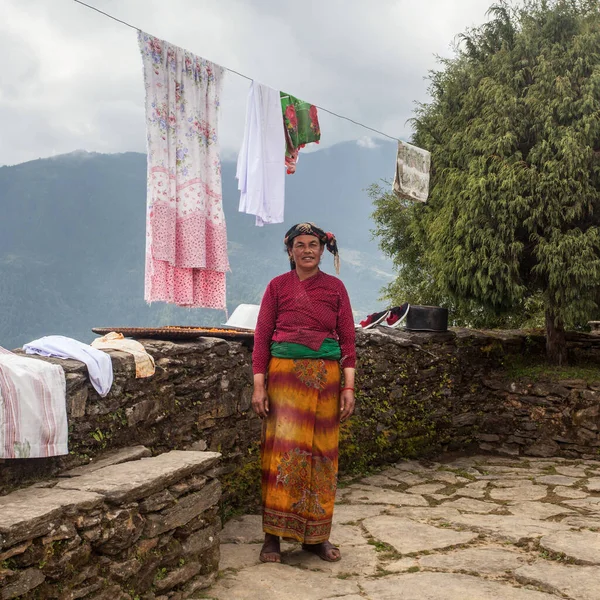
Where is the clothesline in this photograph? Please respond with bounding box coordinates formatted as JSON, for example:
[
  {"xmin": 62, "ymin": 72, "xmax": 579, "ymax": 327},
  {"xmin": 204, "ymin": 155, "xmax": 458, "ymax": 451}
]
[{"xmin": 72, "ymin": 0, "xmax": 401, "ymax": 143}]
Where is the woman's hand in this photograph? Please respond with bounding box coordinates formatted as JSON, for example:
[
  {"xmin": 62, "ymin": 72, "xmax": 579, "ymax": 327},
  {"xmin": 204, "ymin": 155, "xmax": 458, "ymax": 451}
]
[
  {"xmin": 340, "ymin": 367, "xmax": 355, "ymax": 422},
  {"xmin": 252, "ymin": 375, "xmax": 269, "ymax": 418},
  {"xmin": 340, "ymin": 389, "xmax": 355, "ymax": 421}
]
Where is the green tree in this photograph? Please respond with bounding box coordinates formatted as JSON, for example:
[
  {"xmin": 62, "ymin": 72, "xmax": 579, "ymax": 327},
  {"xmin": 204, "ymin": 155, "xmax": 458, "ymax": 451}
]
[{"xmin": 373, "ymin": 0, "xmax": 600, "ymax": 364}]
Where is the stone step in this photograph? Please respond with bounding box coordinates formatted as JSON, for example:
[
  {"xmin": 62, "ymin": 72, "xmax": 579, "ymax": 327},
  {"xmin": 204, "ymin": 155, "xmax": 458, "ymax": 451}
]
[
  {"xmin": 0, "ymin": 487, "xmax": 103, "ymax": 551},
  {"xmin": 55, "ymin": 450, "xmax": 220, "ymax": 503},
  {"xmin": 59, "ymin": 445, "xmax": 151, "ymax": 478},
  {"xmin": 0, "ymin": 450, "xmax": 220, "ymax": 551}
]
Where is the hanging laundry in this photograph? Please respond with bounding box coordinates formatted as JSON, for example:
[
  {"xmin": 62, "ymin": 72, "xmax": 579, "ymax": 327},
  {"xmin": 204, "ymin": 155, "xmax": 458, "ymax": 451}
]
[
  {"xmin": 393, "ymin": 141, "xmax": 431, "ymax": 203},
  {"xmin": 237, "ymin": 81, "xmax": 286, "ymax": 227},
  {"xmin": 138, "ymin": 31, "xmax": 229, "ymax": 309},
  {"xmin": 23, "ymin": 335, "xmax": 113, "ymax": 397},
  {"xmin": 280, "ymin": 93, "xmax": 321, "ymax": 174},
  {"xmin": 0, "ymin": 346, "xmax": 68, "ymax": 459},
  {"xmin": 91, "ymin": 332, "xmax": 155, "ymax": 378}
]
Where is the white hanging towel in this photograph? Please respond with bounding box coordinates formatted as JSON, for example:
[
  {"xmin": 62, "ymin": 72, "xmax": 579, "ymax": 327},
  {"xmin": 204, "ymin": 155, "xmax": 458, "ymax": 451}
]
[
  {"xmin": 23, "ymin": 335, "xmax": 113, "ymax": 397},
  {"xmin": 0, "ymin": 346, "xmax": 68, "ymax": 459},
  {"xmin": 237, "ymin": 81, "xmax": 286, "ymax": 226},
  {"xmin": 393, "ymin": 140, "xmax": 431, "ymax": 203}
]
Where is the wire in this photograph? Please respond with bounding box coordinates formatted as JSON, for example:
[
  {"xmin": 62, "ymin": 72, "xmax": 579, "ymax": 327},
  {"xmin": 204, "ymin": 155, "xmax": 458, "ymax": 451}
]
[
  {"xmin": 72, "ymin": 0, "xmax": 400, "ymax": 142},
  {"xmin": 73, "ymin": 0, "xmax": 137, "ymax": 31}
]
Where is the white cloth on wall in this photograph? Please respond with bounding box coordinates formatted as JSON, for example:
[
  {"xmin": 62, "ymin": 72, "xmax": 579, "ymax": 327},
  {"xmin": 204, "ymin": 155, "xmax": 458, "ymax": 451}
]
[
  {"xmin": 393, "ymin": 140, "xmax": 431, "ymax": 203},
  {"xmin": 237, "ymin": 81, "xmax": 286, "ymax": 226},
  {"xmin": 23, "ymin": 335, "xmax": 113, "ymax": 397},
  {"xmin": 0, "ymin": 346, "xmax": 68, "ymax": 459}
]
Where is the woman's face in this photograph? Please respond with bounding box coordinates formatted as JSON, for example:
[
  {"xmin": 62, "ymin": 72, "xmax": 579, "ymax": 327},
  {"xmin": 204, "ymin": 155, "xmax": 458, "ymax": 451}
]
[{"xmin": 289, "ymin": 234, "xmax": 325, "ymax": 271}]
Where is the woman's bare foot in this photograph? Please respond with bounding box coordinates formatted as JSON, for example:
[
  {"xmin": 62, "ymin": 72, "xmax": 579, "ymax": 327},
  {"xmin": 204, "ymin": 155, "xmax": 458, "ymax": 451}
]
[
  {"xmin": 301, "ymin": 540, "xmax": 341, "ymax": 562},
  {"xmin": 259, "ymin": 533, "xmax": 281, "ymax": 563}
]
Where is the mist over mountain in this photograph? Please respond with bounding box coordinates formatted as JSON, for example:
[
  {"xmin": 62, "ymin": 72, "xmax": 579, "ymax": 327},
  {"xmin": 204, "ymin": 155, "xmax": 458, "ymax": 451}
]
[{"xmin": 0, "ymin": 141, "xmax": 396, "ymax": 349}]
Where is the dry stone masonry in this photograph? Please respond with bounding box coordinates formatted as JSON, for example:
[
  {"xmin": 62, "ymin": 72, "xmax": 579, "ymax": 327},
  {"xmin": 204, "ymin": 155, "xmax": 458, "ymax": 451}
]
[
  {"xmin": 3, "ymin": 327, "xmax": 600, "ymax": 598},
  {"xmin": 3, "ymin": 328, "xmax": 600, "ymax": 503},
  {"xmin": 0, "ymin": 450, "xmax": 221, "ymax": 599}
]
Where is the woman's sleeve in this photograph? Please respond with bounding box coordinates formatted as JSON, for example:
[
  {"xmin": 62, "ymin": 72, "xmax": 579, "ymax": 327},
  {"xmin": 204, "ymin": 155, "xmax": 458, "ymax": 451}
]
[
  {"xmin": 252, "ymin": 280, "xmax": 278, "ymax": 374},
  {"xmin": 336, "ymin": 281, "xmax": 356, "ymax": 369}
]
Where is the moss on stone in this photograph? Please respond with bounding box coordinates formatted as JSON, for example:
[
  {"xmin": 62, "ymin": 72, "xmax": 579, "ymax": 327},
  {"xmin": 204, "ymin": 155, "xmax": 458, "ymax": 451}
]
[{"xmin": 220, "ymin": 441, "xmax": 262, "ymax": 520}]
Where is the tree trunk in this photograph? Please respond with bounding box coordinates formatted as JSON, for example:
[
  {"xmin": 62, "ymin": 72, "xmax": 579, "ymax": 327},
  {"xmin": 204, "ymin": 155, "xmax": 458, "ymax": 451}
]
[{"xmin": 545, "ymin": 308, "xmax": 567, "ymax": 365}]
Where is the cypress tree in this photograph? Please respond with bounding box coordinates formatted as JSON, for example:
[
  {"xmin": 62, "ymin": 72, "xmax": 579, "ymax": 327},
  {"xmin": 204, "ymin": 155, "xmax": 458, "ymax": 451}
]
[{"xmin": 375, "ymin": 0, "xmax": 600, "ymax": 364}]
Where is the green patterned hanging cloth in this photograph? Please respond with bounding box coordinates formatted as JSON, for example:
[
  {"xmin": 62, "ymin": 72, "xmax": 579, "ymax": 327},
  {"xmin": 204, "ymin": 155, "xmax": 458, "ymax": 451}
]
[{"xmin": 281, "ymin": 93, "xmax": 321, "ymax": 174}]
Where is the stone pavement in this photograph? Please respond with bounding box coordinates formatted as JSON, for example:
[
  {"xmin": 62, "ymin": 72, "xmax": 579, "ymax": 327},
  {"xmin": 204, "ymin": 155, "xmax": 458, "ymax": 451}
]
[{"xmin": 207, "ymin": 455, "xmax": 600, "ymax": 600}]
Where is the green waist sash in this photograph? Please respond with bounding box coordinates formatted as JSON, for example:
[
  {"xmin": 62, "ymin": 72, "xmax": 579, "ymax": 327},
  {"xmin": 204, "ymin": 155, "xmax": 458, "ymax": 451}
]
[{"xmin": 270, "ymin": 338, "xmax": 341, "ymax": 361}]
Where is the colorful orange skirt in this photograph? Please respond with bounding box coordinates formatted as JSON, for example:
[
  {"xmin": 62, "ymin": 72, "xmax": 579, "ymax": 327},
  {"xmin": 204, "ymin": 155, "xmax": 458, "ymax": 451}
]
[{"xmin": 261, "ymin": 357, "xmax": 341, "ymax": 543}]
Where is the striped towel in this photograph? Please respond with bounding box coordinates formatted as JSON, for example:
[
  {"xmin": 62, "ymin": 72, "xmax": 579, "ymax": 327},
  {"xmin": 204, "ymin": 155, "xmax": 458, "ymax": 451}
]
[{"xmin": 0, "ymin": 346, "xmax": 68, "ymax": 459}]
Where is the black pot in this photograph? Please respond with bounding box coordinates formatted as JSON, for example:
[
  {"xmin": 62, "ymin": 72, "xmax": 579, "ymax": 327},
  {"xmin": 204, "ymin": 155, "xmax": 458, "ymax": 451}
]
[{"xmin": 405, "ymin": 305, "xmax": 448, "ymax": 332}]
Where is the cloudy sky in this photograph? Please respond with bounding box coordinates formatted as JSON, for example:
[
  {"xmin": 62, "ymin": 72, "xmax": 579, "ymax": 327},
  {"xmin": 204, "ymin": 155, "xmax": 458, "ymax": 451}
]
[{"xmin": 1, "ymin": 0, "xmax": 505, "ymax": 167}]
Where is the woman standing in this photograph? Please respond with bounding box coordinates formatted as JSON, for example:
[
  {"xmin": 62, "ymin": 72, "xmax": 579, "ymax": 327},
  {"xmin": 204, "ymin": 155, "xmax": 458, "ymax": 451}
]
[{"xmin": 252, "ymin": 222, "xmax": 356, "ymax": 563}]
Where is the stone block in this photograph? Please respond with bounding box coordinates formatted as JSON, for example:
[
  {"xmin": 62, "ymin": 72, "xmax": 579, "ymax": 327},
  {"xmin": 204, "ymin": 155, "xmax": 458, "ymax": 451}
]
[
  {"xmin": 573, "ymin": 406, "xmax": 600, "ymax": 431},
  {"xmin": 476, "ymin": 433, "xmax": 500, "ymax": 442},
  {"xmin": 55, "ymin": 451, "xmax": 220, "ymax": 504},
  {"xmin": 70, "ymin": 386, "xmax": 88, "ymax": 419},
  {"xmin": 61, "ymin": 579, "xmax": 104, "ymax": 600},
  {"xmin": 61, "ymin": 446, "xmax": 152, "ymax": 478},
  {"xmin": 525, "ymin": 438, "xmax": 560, "ymax": 458},
  {"xmin": 41, "ymin": 523, "xmax": 77, "ymax": 546},
  {"xmin": 139, "ymin": 490, "xmax": 176, "ymax": 513},
  {"xmin": 144, "ymin": 480, "xmax": 222, "ymax": 538},
  {"xmin": 363, "ymin": 515, "xmax": 477, "ymax": 554},
  {"xmin": 0, "ymin": 488, "xmax": 103, "ymax": 551},
  {"xmin": 452, "ymin": 413, "xmax": 478, "ymax": 427},
  {"xmin": 42, "ymin": 542, "xmax": 91, "ymax": 581},
  {"xmin": 169, "ymin": 476, "xmax": 207, "ymax": 498},
  {"xmin": 577, "ymin": 427, "xmax": 598, "ymax": 444},
  {"xmin": 80, "ymin": 526, "xmax": 102, "ymax": 543},
  {"xmin": 8, "ymin": 542, "xmax": 45, "ymax": 569},
  {"xmin": 175, "ymin": 507, "xmax": 220, "ymax": 538},
  {"xmin": 127, "ymin": 398, "xmax": 161, "ymax": 427},
  {"xmin": 134, "ymin": 536, "xmax": 159, "ymax": 557},
  {"xmin": 239, "ymin": 387, "xmax": 252, "ymax": 412},
  {"xmin": 108, "ymin": 558, "xmax": 141, "ymax": 583},
  {"xmin": 181, "ymin": 522, "xmax": 220, "ymax": 556},
  {"xmin": 93, "ymin": 508, "xmax": 145, "ymax": 555},
  {"xmin": 498, "ymin": 443, "xmax": 520, "ymax": 456},
  {"xmin": 182, "ymin": 571, "xmax": 217, "ymax": 596},
  {"xmin": 0, "ymin": 542, "xmax": 31, "ymax": 563},
  {"xmin": 1, "ymin": 568, "xmax": 45, "ymax": 600},
  {"xmin": 154, "ymin": 561, "xmax": 202, "ymax": 593},
  {"xmin": 583, "ymin": 389, "xmax": 600, "ymax": 403},
  {"xmin": 540, "ymin": 530, "xmax": 600, "ymax": 565},
  {"xmin": 508, "ymin": 381, "xmax": 531, "ymax": 395},
  {"xmin": 558, "ymin": 379, "xmax": 588, "ymax": 388},
  {"xmin": 531, "ymin": 383, "xmax": 570, "ymax": 398},
  {"xmin": 506, "ymin": 435, "xmax": 529, "ymax": 445},
  {"xmin": 84, "ymin": 583, "xmax": 130, "ymax": 600},
  {"xmin": 208, "ymin": 428, "xmax": 238, "ymax": 452}
]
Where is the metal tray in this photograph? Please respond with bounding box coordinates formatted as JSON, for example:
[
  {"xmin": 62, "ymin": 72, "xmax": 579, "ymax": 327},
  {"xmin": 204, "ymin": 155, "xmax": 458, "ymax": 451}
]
[{"xmin": 91, "ymin": 326, "xmax": 254, "ymax": 341}]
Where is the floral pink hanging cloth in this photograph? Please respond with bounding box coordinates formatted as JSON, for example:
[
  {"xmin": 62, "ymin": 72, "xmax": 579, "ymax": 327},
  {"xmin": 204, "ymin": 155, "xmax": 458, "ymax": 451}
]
[{"xmin": 138, "ymin": 31, "xmax": 229, "ymax": 309}]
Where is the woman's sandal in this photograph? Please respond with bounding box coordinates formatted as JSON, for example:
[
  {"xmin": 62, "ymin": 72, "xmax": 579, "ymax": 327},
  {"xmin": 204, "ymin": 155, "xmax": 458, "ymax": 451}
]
[
  {"xmin": 302, "ymin": 541, "xmax": 341, "ymax": 562},
  {"xmin": 259, "ymin": 537, "xmax": 281, "ymax": 563}
]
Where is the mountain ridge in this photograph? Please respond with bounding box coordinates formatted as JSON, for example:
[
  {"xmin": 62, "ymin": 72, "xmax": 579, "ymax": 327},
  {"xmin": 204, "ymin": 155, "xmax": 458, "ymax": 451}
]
[{"xmin": 0, "ymin": 141, "xmax": 396, "ymax": 349}]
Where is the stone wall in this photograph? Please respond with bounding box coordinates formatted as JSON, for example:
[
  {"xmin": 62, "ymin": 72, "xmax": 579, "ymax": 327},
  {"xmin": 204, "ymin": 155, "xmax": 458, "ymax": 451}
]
[
  {"xmin": 3, "ymin": 328, "xmax": 600, "ymax": 506},
  {"xmin": 0, "ymin": 449, "xmax": 221, "ymax": 599},
  {"xmin": 480, "ymin": 371, "xmax": 600, "ymax": 458},
  {"xmin": 0, "ymin": 337, "xmax": 258, "ymax": 499}
]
